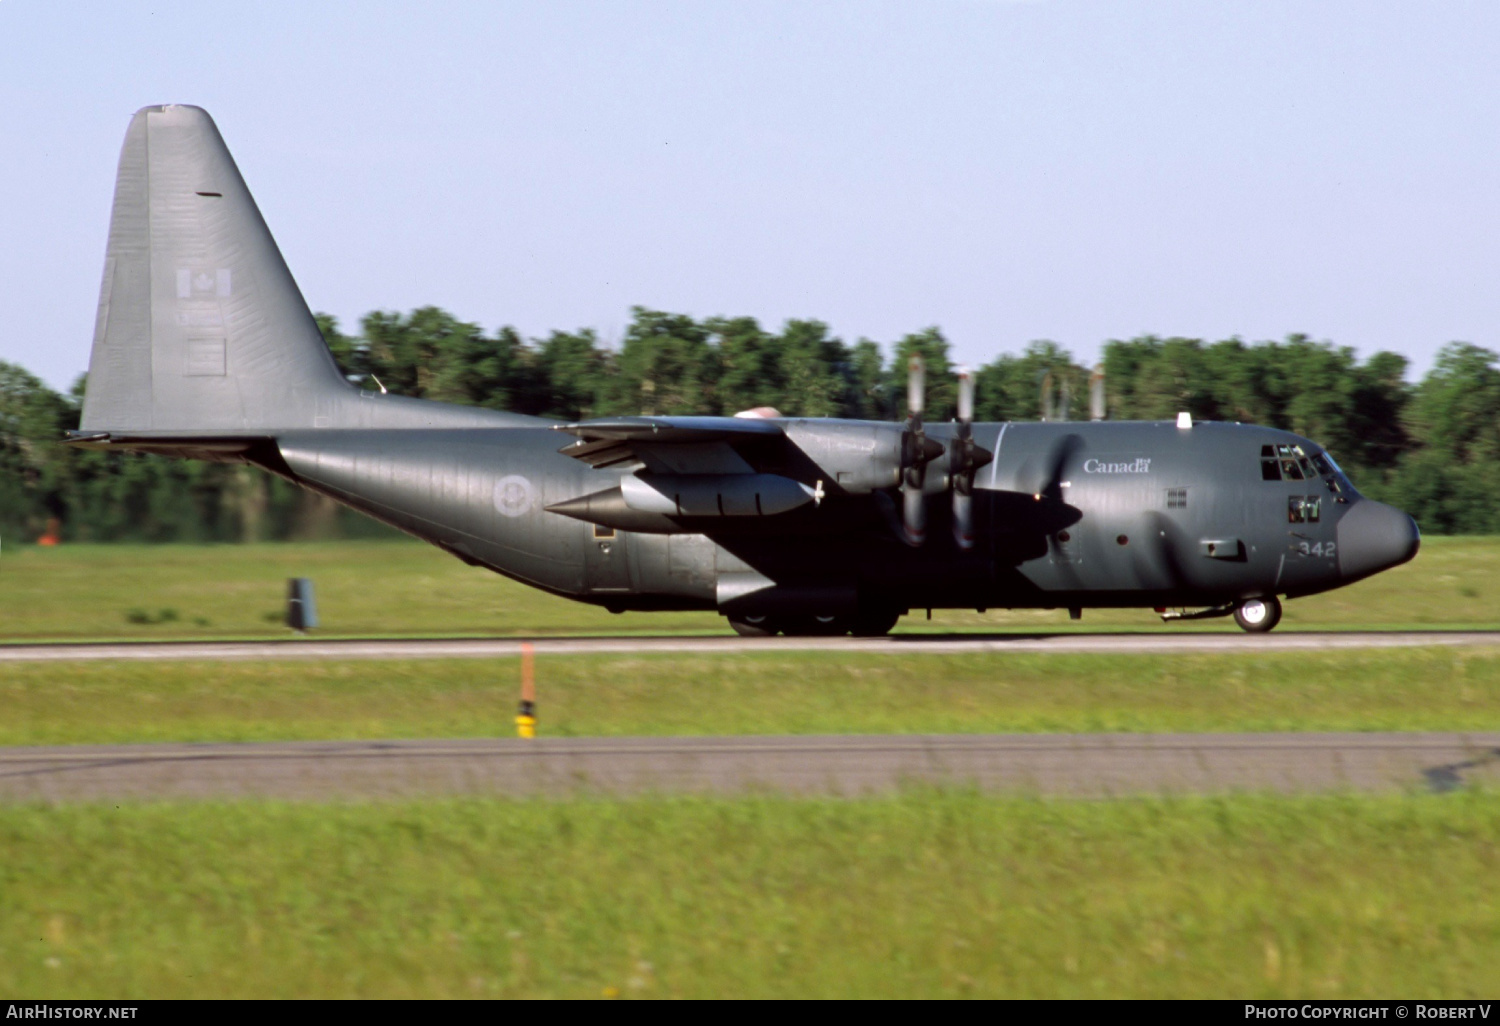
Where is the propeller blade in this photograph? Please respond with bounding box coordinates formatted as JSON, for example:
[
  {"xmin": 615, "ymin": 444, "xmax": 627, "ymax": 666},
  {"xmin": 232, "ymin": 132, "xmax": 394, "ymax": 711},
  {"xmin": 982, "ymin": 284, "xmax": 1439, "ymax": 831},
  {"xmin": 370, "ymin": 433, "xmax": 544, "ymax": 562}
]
[
  {"xmin": 898, "ymin": 354, "xmax": 931, "ymax": 546},
  {"xmin": 956, "ymin": 365, "xmax": 973, "ymax": 424},
  {"xmin": 952, "ymin": 366, "xmax": 976, "ymax": 549},
  {"xmin": 902, "ymin": 481, "xmax": 927, "ymax": 546},
  {"xmin": 1036, "ymin": 433, "xmax": 1084, "ymax": 504},
  {"xmin": 952, "ymin": 489, "xmax": 974, "ymax": 550}
]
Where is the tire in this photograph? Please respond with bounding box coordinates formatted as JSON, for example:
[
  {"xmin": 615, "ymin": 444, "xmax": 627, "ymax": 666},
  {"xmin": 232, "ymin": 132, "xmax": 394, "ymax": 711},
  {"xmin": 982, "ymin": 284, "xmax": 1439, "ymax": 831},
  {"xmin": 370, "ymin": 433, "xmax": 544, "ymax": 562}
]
[
  {"xmin": 1233, "ymin": 597, "xmax": 1282, "ymax": 633},
  {"xmin": 779, "ymin": 615, "xmax": 849, "ymax": 637},
  {"xmin": 728, "ymin": 615, "xmax": 779, "ymax": 638},
  {"xmin": 850, "ymin": 607, "xmax": 902, "ymax": 637}
]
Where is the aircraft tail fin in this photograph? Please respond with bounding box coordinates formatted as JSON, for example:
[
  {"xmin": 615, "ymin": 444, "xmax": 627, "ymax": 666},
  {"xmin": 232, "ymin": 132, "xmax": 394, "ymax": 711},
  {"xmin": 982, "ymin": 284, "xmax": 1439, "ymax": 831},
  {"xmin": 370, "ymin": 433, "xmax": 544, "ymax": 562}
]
[{"xmin": 80, "ymin": 105, "xmax": 351, "ymax": 433}]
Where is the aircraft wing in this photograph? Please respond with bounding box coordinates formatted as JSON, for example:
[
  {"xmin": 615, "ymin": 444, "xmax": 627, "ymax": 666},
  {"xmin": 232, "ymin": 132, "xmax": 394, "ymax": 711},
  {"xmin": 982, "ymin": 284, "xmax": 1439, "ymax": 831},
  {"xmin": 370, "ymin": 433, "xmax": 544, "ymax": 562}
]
[{"xmin": 555, "ymin": 416, "xmax": 787, "ymax": 474}]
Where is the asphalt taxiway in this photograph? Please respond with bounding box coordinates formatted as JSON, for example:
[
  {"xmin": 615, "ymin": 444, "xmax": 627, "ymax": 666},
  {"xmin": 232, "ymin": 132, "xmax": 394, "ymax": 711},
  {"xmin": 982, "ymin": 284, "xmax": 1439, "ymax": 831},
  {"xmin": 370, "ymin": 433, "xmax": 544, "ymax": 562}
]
[
  {"xmin": 3, "ymin": 733, "xmax": 1497, "ymax": 801},
  {"xmin": 1, "ymin": 630, "xmax": 1497, "ymax": 662}
]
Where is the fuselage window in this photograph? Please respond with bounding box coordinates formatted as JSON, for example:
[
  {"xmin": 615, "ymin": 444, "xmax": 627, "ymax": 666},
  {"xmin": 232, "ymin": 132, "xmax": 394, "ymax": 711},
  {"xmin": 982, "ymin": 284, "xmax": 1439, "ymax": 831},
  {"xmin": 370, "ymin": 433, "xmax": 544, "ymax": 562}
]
[
  {"xmin": 1287, "ymin": 495, "xmax": 1321, "ymax": 523},
  {"xmin": 1281, "ymin": 459, "xmax": 1304, "ymax": 480}
]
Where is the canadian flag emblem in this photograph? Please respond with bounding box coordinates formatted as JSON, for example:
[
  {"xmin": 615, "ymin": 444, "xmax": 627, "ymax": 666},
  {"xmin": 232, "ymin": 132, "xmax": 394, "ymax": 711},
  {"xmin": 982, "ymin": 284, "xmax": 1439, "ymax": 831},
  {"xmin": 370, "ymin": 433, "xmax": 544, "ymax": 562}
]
[{"xmin": 176, "ymin": 268, "xmax": 232, "ymax": 299}]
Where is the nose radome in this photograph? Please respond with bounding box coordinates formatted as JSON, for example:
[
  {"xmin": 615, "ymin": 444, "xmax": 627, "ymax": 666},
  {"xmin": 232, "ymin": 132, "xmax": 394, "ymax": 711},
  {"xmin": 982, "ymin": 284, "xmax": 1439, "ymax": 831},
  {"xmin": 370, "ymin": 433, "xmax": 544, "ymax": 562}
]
[{"xmin": 1337, "ymin": 499, "xmax": 1420, "ymax": 581}]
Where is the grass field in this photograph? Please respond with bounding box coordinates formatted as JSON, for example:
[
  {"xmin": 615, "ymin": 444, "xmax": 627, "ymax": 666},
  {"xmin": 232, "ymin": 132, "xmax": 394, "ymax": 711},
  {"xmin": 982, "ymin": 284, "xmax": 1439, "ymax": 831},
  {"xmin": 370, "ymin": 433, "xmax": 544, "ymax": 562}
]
[
  {"xmin": 3, "ymin": 790, "xmax": 1498, "ymax": 998},
  {"xmin": 4, "ymin": 647, "xmax": 1500, "ymax": 745},
  {"xmin": 0, "ymin": 535, "xmax": 1496, "ymax": 641},
  {"xmin": 3, "ymin": 543, "xmax": 1496, "ymax": 1000}
]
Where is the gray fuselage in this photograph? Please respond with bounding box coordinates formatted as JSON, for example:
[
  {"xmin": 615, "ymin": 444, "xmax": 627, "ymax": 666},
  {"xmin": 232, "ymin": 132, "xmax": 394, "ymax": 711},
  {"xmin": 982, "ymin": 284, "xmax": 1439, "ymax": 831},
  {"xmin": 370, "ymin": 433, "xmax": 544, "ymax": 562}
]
[{"xmin": 267, "ymin": 410, "xmax": 1416, "ymax": 618}]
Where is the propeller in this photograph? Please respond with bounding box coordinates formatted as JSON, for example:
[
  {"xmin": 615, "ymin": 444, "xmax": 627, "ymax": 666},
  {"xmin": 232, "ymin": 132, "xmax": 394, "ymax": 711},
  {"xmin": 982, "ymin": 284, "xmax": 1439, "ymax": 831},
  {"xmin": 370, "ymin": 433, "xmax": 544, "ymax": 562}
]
[
  {"xmin": 898, "ymin": 358, "xmax": 994, "ymax": 548},
  {"xmin": 899, "ymin": 356, "xmax": 939, "ymax": 546},
  {"xmin": 949, "ymin": 366, "xmax": 993, "ymax": 549}
]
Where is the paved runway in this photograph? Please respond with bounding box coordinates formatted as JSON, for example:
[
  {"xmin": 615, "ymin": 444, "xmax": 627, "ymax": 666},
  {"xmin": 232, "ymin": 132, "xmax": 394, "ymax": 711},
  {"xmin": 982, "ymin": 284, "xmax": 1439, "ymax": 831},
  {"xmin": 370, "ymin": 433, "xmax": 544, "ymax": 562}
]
[
  {"xmin": 3, "ymin": 733, "xmax": 1498, "ymax": 801},
  {"xmin": 2, "ymin": 631, "xmax": 1498, "ymax": 662}
]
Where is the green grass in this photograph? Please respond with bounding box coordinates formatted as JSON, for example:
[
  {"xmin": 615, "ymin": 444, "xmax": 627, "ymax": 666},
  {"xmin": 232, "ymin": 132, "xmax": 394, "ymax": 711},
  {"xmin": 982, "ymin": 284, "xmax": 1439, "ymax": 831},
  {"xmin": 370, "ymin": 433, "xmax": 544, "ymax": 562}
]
[
  {"xmin": 3, "ymin": 790, "xmax": 1499, "ymax": 998},
  {"xmin": 6, "ymin": 647, "xmax": 1500, "ymax": 746},
  {"xmin": 0, "ymin": 535, "xmax": 1496, "ymax": 642}
]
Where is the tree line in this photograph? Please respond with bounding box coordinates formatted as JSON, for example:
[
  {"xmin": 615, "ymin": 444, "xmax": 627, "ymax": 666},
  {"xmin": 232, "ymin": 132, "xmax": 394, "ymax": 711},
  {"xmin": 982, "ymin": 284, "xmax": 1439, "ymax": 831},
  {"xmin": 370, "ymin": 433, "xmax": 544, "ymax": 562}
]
[{"xmin": 2, "ymin": 305, "xmax": 1498, "ymax": 543}]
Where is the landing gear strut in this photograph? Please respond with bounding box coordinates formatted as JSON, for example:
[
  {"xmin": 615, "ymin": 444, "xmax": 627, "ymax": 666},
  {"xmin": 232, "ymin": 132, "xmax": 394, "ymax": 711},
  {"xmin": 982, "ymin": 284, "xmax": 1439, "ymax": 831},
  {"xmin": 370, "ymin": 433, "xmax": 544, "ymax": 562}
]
[{"xmin": 1233, "ymin": 596, "xmax": 1282, "ymax": 633}]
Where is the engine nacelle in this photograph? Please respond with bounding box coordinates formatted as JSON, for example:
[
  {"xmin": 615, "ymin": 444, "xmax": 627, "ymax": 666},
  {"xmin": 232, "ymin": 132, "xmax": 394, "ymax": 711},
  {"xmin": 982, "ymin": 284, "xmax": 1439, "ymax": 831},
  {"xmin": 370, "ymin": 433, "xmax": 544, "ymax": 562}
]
[{"xmin": 783, "ymin": 421, "xmax": 950, "ymax": 495}]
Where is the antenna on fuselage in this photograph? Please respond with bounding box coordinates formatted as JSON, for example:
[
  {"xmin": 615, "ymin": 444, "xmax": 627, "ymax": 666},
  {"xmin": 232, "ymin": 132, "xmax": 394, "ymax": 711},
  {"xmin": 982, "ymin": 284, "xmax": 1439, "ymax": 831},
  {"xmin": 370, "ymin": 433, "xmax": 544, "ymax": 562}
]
[{"xmin": 1089, "ymin": 364, "xmax": 1106, "ymax": 421}]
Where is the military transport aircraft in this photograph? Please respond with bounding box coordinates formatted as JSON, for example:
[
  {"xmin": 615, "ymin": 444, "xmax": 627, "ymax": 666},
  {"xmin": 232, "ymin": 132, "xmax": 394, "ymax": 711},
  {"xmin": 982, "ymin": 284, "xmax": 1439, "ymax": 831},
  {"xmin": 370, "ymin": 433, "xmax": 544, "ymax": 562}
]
[{"xmin": 69, "ymin": 106, "xmax": 1420, "ymax": 636}]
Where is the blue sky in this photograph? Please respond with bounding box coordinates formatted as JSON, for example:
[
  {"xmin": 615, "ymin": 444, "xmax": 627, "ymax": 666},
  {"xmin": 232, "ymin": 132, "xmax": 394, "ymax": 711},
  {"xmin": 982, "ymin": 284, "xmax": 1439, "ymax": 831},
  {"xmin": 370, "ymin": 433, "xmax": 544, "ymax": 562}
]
[{"xmin": 3, "ymin": 0, "xmax": 1497, "ymax": 390}]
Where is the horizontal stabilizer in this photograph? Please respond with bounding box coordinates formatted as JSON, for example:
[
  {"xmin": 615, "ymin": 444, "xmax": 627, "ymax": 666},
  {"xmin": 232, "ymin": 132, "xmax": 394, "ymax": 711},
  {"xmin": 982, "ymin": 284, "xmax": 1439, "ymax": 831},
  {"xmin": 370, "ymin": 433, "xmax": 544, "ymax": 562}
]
[{"xmin": 65, "ymin": 430, "xmax": 272, "ymax": 463}]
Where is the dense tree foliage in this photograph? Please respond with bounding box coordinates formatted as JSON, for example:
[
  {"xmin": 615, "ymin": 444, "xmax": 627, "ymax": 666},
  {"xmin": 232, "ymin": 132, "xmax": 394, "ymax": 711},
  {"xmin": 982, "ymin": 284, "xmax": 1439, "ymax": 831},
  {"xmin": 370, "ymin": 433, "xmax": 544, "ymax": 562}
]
[{"xmin": 3, "ymin": 306, "xmax": 1497, "ymax": 543}]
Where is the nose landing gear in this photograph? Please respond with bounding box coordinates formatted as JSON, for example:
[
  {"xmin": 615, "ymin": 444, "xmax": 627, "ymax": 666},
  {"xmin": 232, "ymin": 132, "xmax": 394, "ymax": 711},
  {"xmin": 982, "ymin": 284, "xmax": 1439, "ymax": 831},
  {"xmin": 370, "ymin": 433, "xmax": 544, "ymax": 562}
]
[
  {"xmin": 1159, "ymin": 596, "xmax": 1284, "ymax": 632},
  {"xmin": 1233, "ymin": 596, "xmax": 1282, "ymax": 633}
]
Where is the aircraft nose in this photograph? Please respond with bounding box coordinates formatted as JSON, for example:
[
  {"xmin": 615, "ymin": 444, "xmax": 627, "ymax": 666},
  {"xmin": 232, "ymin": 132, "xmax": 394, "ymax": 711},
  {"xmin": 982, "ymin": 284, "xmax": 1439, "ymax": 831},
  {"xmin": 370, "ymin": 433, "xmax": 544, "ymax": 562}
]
[{"xmin": 1337, "ymin": 499, "xmax": 1420, "ymax": 581}]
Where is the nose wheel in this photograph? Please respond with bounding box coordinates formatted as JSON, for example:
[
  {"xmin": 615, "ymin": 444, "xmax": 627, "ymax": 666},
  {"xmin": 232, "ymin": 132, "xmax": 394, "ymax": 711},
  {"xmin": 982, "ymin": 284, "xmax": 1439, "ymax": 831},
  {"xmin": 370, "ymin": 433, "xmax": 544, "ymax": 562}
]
[{"xmin": 1233, "ymin": 597, "xmax": 1282, "ymax": 633}]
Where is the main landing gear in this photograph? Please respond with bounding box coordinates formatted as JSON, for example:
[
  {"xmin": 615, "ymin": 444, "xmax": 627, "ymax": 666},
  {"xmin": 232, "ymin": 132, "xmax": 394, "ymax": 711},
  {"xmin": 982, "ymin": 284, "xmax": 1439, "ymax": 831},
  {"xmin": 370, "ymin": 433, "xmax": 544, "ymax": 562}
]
[{"xmin": 726, "ymin": 608, "xmax": 903, "ymax": 638}]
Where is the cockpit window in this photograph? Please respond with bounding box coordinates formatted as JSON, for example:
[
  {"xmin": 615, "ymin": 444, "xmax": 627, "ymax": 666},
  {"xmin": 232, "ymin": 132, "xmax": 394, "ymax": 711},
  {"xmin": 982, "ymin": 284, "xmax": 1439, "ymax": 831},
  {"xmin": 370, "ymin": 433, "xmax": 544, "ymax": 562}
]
[
  {"xmin": 1261, "ymin": 442, "xmax": 1343, "ymax": 493},
  {"xmin": 1261, "ymin": 445, "xmax": 1285, "ymax": 480},
  {"xmin": 1310, "ymin": 451, "xmax": 1344, "ymax": 495}
]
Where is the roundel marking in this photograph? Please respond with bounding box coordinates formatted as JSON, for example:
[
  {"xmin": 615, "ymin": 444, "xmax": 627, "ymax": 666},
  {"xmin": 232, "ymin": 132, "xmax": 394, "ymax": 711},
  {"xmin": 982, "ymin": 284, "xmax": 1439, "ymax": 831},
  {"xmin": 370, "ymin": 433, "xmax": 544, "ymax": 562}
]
[{"xmin": 493, "ymin": 475, "xmax": 535, "ymax": 518}]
